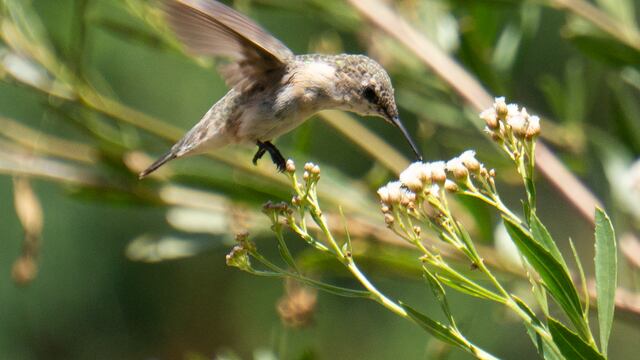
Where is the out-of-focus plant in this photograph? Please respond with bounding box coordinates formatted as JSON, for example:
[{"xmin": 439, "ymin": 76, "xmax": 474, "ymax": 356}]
[{"xmin": 230, "ymin": 98, "xmax": 619, "ymax": 359}]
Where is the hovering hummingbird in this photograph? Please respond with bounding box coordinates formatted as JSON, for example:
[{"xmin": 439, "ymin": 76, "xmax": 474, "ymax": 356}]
[{"xmin": 139, "ymin": 0, "xmax": 422, "ymax": 178}]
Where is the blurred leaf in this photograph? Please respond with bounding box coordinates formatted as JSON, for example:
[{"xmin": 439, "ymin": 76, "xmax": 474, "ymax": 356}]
[
  {"xmin": 568, "ymin": 33, "xmax": 640, "ymax": 68},
  {"xmin": 594, "ymin": 208, "xmax": 617, "ymax": 355},
  {"xmin": 94, "ymin": 18, "xmax": 170, "ymax": 50},
  {"xmin": 609, "ymin": 77, "xmax": 640, "ymax": 151},
  {"xmin": 491, "ymin": 23, "xmax": 522, "ymax": 73},
  {"xmin": 595, "ymin": 0, "xmax": 637, "ymax": 28},
  {"xmin": 396, "ymin": 89, "xmax": 467, "ymax": 128},
  {"xmin": 13, "ymin": 176, "xmax": 43, "ymax": 235},
  {"xmin": 502, "ymin": 217, "xmax": 588, "ymax": 340},
  {"xmin": 400, "ymin": 302, "xmax": 467, "ymax": 349},
  {"xmin": 548, "ymin": 317, "xmax": 605, "ymax": 360},
  {"xmin": 125, "ymin": 233, "xmax": 222, "ymax": 262}
]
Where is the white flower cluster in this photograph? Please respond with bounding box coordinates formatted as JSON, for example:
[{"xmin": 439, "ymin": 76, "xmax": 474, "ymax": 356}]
[
  {"xmin": 377, "ymin": 151, "xmax": 492, "ymax": 226},
  {"xmin": 480, "ymin": 97, "xmax": 541, "ymax": 140}
]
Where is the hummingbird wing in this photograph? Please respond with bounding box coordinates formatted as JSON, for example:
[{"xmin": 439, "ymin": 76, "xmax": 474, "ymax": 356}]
[{"xmin": 165, "ymin": 0, "xmax": 294, "ymax": 91}]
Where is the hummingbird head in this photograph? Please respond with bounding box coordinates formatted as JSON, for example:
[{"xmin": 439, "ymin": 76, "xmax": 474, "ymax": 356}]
[{"xmin": 333, "ymin": 55, "xmax": 423, "ymax": 160}]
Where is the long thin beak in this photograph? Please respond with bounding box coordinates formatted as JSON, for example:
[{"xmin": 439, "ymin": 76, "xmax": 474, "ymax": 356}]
[{"xmin": 391, "ymin": 116, "xmax": 423, "ymax": 161}]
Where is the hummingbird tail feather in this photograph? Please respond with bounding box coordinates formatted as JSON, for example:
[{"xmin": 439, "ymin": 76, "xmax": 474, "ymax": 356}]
[{"xmin": 139, "ymin": 151, "xmax": 177, "ymax": 179}]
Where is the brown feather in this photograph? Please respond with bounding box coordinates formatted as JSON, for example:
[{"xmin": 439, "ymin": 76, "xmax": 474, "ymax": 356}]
[{"xmin": 164, "ymin": 0, "xmax": 294, "ymax": 91}]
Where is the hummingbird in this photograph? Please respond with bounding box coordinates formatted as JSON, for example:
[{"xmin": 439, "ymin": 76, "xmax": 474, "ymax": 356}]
[{"xmin": 139, "ymin": 0, "xmax": 422, "ymax": 178}]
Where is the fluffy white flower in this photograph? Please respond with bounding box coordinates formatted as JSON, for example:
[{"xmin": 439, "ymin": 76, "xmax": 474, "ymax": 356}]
[
  {"xmin": 480, "ymin": 108, "xmax": 498, "ymax": 129},
  {"xmin": 430, "ymin": 161, "xmax": 447, "ymax": 184},
  {"xmin": 459, "ymin": 150, "xmax": 480, "ymax": 172},
  {"xmin": 526, "ymin": 115, "xmax": 541, "ymax": 138},
  {"xmin": 400, "ymin": 162, "xmax": 426, "ymax": 192},
  {"xmin": 507, "ymin": 112, "xmax": 527, "ymax": 137},
  {"xmin": 446, "ymin": 157, "xmax": 468, "ymax": 179}
]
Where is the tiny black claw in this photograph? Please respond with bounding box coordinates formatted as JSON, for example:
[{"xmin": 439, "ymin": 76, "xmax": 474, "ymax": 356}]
[
  {"xmin": 252, "ymin": 142, "xmax": 267, "ymax": 165},
  {"xmin": 253, "ymin": 140, "xmax": 287, "ymax": 172}
]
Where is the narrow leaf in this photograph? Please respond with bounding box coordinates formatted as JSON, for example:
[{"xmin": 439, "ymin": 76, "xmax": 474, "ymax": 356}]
[
  {"xmin": 548, "ymin": 318, "xmax": 605, "ymax": 360},
  {"xmin": 512, "ymin": 296, "xmax": 562, "ymax": 360},
  {"xmin": 594, "ymin": 208, "xmax": 617, "ymax": 355},
  {"xmin": 502, "ymin": 217, "xmax": 588, "ymax": 339},
  {"xmin": 401, "ymin": 302, "xmax": 467, "ymax": 349},
  {"xmin": 530, "ymin": 211, "xmax": 566, "ymax": 270},
  {"xmin": 569, "ymin": 238, "xmax": 589, "ymax": 318},
  {"xmin": 422, "ymin": 267, "xmax": 454, "ymax": 324}
]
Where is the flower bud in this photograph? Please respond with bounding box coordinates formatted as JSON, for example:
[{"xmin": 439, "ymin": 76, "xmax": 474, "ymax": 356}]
[
  {"xmin": 444, "ymin": 179, "xmax": 459, "ymax": 193},
  {"xmin": 226, "ymin": 245, "xmax": 251, "ymax": 271},
  {"xmin": 494, "ymin": 97, "xmax": 508, "ymax": 119},
  {"xmin": 285, "ymin": 159, "xmax": 296, "ymax": 173},
  {"xmin": 311, "ymin": 165, "xmax": 321, "ymax": 175},
  {"xmin": 303, "ymin": 171, "xmax": 310, "ymax": 180},
  {"xmin": 384, "ymin": 213, "xmax": 395, "ymax": 227},
  {"xmin": 304, "ymin": 162, "xmax": 314, "ymax": 172}
]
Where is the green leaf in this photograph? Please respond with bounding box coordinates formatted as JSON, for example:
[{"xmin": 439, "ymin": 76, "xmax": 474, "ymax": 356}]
[
  {"xmin": 594, "ymin": 208, "xmax": 618, "ymax": 355},
  {"xmin": 569, "ymin": 238, "xmax": 589, "ymax": 318},
  {"xmin": 512, "ymin": 296, "xmax": 562, "ymax": 360},
  {"xmin": 400, "ymin": 303, "xmax": 467, "ymax": 349},
  {"xmin": 502, "ymin": 217, "xmax": 589, "ymax": 339},
  {"xmin": 530, "ymin": 211, "xmax": 567, "ymax": 270},
  {"xmin": 422, "ymin": 267, "xmax": 454, "ymax": 324},
  {"xmin": 548, "ymin": 318, "xmax": 605, "ymax": 360}
]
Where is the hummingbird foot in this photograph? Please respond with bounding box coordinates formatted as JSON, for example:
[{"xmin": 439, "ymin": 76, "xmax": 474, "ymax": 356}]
[{"xmin": 253, "ymin": 141, "xmax": 286, "ymax": 172}]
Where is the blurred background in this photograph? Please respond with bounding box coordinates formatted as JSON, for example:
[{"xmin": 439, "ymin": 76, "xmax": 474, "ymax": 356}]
[{"xmin": 1, "ymin": 0, "xmax": 639, "ymax": 358}]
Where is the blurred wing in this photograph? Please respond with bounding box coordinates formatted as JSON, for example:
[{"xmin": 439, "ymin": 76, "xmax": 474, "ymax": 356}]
[{"xmin": 165, "ymin": 0, "xmax": 294, "ymax": 91}]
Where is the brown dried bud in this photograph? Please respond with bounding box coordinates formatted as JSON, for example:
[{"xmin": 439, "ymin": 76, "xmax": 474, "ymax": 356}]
[
  {"xmin": 277, "ymin": 282, "xmax": 317, "ymax": 329},
  {"xmin": 384, "ymin": 213, "xmax": 395, "ymax": 227},
  {"xmin": 12, "ymin": 256, "xmax": 37, "ymax": 286}
]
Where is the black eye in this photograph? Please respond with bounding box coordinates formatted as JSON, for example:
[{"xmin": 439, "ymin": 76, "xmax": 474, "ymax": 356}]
[{"xmin": 362, "ymin": 86, "xmax": 378, "ymax": 104}]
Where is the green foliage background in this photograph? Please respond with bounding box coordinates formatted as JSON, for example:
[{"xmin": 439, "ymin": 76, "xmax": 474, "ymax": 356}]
[{"xmin": 1, "ymin": 0, "xmax": 639, "ymax": 358}]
